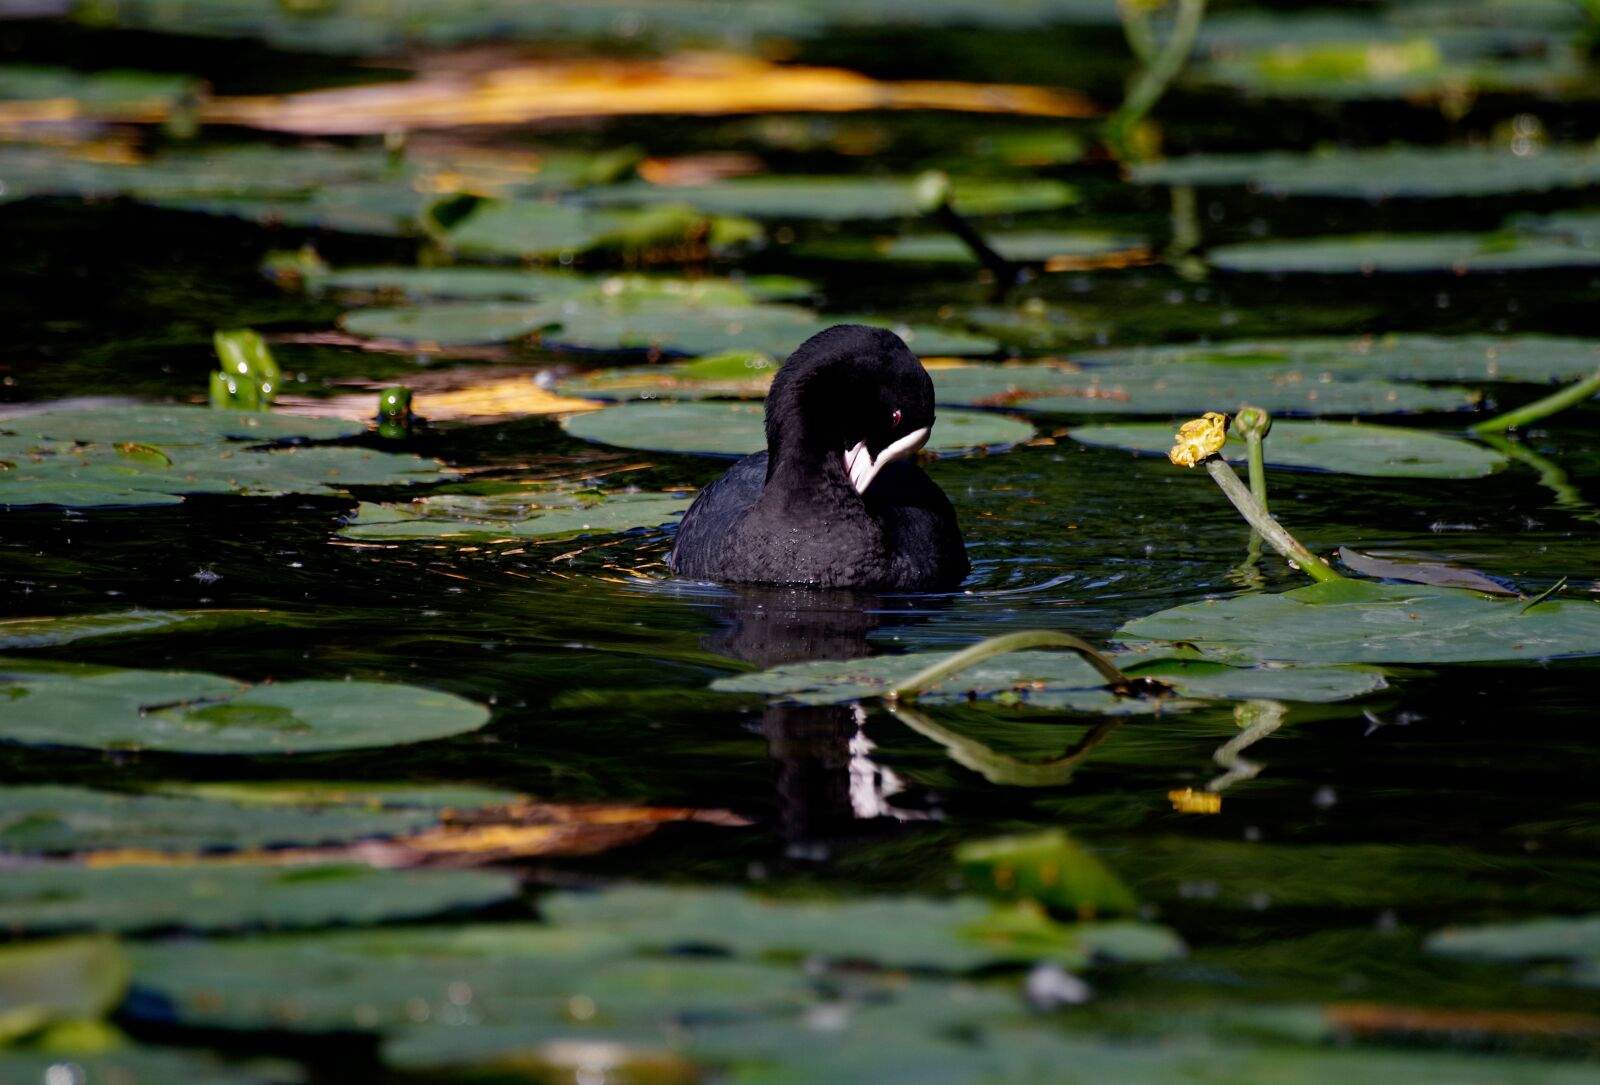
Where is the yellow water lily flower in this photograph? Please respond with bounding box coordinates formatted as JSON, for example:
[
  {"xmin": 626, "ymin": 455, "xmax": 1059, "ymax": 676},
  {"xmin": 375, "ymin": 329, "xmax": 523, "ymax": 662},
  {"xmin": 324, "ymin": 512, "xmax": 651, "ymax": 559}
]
[
  {"xmin": 1167, "ymin": 788, "xmax": 1222, "ymax": 814},
  {"xmin": 1168, "ymin": 411, "xmax": 1229, "ymax": 467}
]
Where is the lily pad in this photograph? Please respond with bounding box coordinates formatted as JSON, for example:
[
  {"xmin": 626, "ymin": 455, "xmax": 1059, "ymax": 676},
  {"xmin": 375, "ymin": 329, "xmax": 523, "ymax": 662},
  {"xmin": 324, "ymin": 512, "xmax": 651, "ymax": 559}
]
[
  {"xmin": 0, "ymin": 783, "xmax": 515, "ymax": 856},
  {"xmin": 1119, "ymin": 579, "xmax": 1600, "ymax": 664},
  {"xmin": 1067, "ymin": 420, "xmax": 1507, "ymax": 478},
  {"xmin": 0, "ymin": 405, "xmax": 438, "ymax": 507},
  {"xmin": 794, "ymin": 230, "xmax": 1145, "ymax": 264},
  {"xmin": 1208, "ymin": 233, "xmax": 1600, "ymax": 274},
  {"xmin": 445, "ymin": 199, "xmax": 761, "ymax": 259},
  {"xmin": 340, "ymin": 297, "xmax": 997, "ymax": 355},
  {"xmin": 957, "ymin": 831, "xmax": 1141, "ymax": 917},
  {"xmin": 0, "ymin": 934, "xmax": 128, "ymax": 1045},
  {"xmin": 303, "ymin": 266, "xmax": 812, "ymax": 303},
  {"xmin": 562, "ymin": 401, "xmax": 1032, "ymax": 457},
  {"xmin": 1078, "ymin": 334, "xmax": 1600, "ymax": 385},
  {"xmin": 1517, "ymin": 208, "xmax": 1600, "ymax": 247},
  {"xmin": 0, "ymin": 63, "xmax": 201, "ymax": 119},
  {"xmin": 0, "ymin": 658, "xmax": 490, "ymax": 754},
  {"xmin": 339, "ymin": 486, "xmax": 690, "ymax": 542},
  {"xmin": 0, "ymin": 1049, "xmax": 305, "ymax": 1085},
  {"xmin": 1133, "ymin": 145, "xmax": 1600, "ymax": 199},
  {"xmin": 711, "ymin": 647, "xmax": 1386, "ymax": 708},
  {"xmin": 539, "ymin": 885, "xmax": 1182, "ymax": 971},
  {"xmin": 123, "ymin": 925, "xmax": 798, "ymax": 1032},
  {"xmin": 582, "ymin": 175, "xmax": 1079, "ymax": 219},
  {"xmin": 1427, "ymin": 914, "xmax": 1600, "ymax": 985},
  {"xmin": 0, "ymin": 864, "xmax": 518, "ymax": 934},
  {"xmin": 0, "ymin": 609, "xmax": 281, "ymax": 649}
]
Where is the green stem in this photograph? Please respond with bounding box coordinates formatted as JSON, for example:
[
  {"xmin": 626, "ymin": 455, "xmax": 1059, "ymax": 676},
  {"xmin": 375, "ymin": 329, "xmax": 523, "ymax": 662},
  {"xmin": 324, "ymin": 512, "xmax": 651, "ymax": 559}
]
[
  {"xmin": 889, "ymin": 630, "xmax": 1131, "ymax": 701},
  {"xmin": 1119, "ymin": 0, "xmax": 1161, "ymax": 65},
  {"xmin": 1205, "ymin": 699, "xmax": 1286, "ymax": 793},
  {"xmin": 1107, "ymin": 0, "xmax": 1207, "ymax": 161},
  {"xmin": 1469, "ymin": 365, "xmax": 1600, "ymax": 434},
  {"xmin": 1477, "ymin": 431, "xmax": 1600, "ymax": 524},
  {"xmin": 1203, "ymin": 457, "xmax": 1345, "ymax": 583}
]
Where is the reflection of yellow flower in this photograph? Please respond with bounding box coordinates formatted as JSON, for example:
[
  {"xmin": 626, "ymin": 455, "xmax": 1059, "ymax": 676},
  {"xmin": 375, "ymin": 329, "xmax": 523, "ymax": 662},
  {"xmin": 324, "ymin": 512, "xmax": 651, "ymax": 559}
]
[
  {"xmin": 1168, "ymin": 788, "xmax": 1222, "ymax": 814},
  {"xmin": 1168, "ymin": 412, "xmax": 1229, "ymax": 467}
]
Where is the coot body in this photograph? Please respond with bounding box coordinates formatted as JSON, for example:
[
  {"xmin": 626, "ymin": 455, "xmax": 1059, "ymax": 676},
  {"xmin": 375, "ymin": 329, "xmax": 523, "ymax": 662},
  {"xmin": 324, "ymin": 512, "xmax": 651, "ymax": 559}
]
[{"xmin": 668, "ymin": 324, "xmax": 968, "ymax": 591}]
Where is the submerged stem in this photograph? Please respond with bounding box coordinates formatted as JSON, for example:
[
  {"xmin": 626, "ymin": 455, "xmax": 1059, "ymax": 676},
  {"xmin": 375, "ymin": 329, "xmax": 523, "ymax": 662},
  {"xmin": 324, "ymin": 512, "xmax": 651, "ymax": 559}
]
[
  {"xmin": 1107, "ymin": 0, "xmax": 1208, "ymax": 161},
  {"xmin": 1203, "ymin": 458, "xmax": 1345, "ymax": 583},
  {"xmin": 1470, "ymin": 365, "xmax": 1600, "ymax": 435},
  {"xmin": 889, "ymin": 629, "xmax": 1132, "ymax": 701}
]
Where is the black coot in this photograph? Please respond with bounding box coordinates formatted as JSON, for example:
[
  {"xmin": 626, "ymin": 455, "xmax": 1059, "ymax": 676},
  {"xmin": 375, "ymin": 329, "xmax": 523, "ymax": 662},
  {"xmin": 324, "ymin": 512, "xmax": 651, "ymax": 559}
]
[{"xmin": 668, "ymin": 324, "xmax": 969, "ymax": 591}]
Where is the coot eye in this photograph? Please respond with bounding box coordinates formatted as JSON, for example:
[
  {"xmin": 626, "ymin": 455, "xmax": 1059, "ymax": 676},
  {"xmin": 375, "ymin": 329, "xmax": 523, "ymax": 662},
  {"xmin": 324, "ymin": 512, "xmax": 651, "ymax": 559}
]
[{"xmin": 890, "ymin": 409, "xmax": 902, "ymax": 429}]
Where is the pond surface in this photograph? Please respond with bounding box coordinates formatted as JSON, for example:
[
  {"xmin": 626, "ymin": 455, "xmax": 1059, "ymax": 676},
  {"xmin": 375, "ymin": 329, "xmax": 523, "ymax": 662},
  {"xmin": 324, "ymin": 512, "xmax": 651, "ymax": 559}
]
[{"xmin": 3, "ymin": 3, "xmax": 1600, "ymax": 1083}]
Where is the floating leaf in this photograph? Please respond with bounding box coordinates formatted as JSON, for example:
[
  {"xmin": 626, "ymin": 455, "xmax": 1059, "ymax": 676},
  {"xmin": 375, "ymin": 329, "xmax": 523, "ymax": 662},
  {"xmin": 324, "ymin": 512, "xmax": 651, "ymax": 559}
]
[
  {"xmin": 1518, "ymin": 208, "xmax": 1600, "ymax": 247},
  {"xmin": 340, "ymin": 297, "xmax": 996, "ymax": 355},
  {"xmin": 539, "ymin": 885, "xmax": 1180, "ymax": 970},
  {"xmin": 1426, "ymin": 914, "xmax": 1600, "ymax": 968},
  {"xmin": 203, "ymin": 53, "xmax": 1093, "ymax": 135},
  {"xmin": 0, "ymin": 784, "xmax": 516, "ymax": 856},
  {"xmin": 445, "ymin": 199, "xmax": 761, "ymax": 260},
  {"xmin": 0, "ymin": 658, "xmax": 490, "ymax": 753},
  {"xmin": 0, "ymin": 63, "xmax": 201, "ymax": 124},
  {"xmin": 0, "ymin": 609, "xmax": 279, "ymax": 649},
  {"xmin": 1078, "ymin": 334, "xmax": 1600, "ymax": 385},
  {"xmin": 1068, "ymin": 420, "xmax": 1506, "ymax": 478},
  {"xmin": 1119, "ymin": 579, "xmax": 1600, "ymax": 664},
  {"xmin": 957, "ymin": 831, "xmax": 1142, "ymax": 917},
  {"xmin": 0, "ymin": 1049, "xmax": 305, "ymax": 1085},
  {"xmin": 794, "ymin": 230, "xmax": 1146, "ymax": 265},
  {"xmin": 1208, "ymin": 233, "xmax": 1600, "ymax": 274},
  {"xmin": 339, "ymin": 486, "xmax": 690, "ymax": 543},
  {"xmin": 303, "ymin": 265, "xmax": 812, "ymax": 303},
  {"xmin": 1337, "ymin": 547, "xmax": 1514, "ymax": 594},
  {"xmin": 0, "ymin": 935, "xmax": 128, "ymax": 1045},
  {"xmin": 123, "ymin": 925, "xmax": 798, "ymax": 1032},
  {"xmin": 562, "ymin": 401, "xmax": 1032, "ymax": 457},
  {"xmin": 0, "ymin": 865, "xmax": 518, "ymax": 934},
  {"xmin": 1133, "ymin": 145, "xmax": 1600, "ymax": 199},
  {"xmin": 583, "ymin": 175, "xmax": 1079, "ymax": 219},
  {"xmin": 0, "ymin": 405, "xmax": 437, "ymax": 507},
  {"xmin": 712, "ymin": 647, "xmax": 1385, "ymax": 707}
]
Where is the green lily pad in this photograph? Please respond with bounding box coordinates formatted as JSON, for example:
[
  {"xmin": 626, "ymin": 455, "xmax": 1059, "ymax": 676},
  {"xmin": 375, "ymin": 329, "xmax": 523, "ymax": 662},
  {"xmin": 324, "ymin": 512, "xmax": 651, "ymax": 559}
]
[
  {"xmin": 1208, "ymin": 233, "xmax": 1600, "ymax": 274},
  {"xmin": 957, "ymin": 831, "xmax": 1141, "ymax": 917},
  {"xmin": 1517, "ymin": 208, "xmax": 1600, "ymax": 247},
  {"xmin": 562, "ymin": 401, "xmax": 1032, "ymax": 457},
  {"xmin": 0, "ymin": 1049, "xmax": 304, "ymax": 1085},
  {"xmin": 0, "ymin": 934, "xmax": 128, "ymax": 1045},
  {"xmin": 0, "ymin": 658, "xmax": 490, "ymax": 753},
  {"xmin": 338, "ymin": 486, "xmax": 690, "ymax": 542},
  {"xmin": 1133, "ymin": 145, "xmax": 1600, "ymax": 199},
  {"xmin": 0, "ymin": 864, "xmax": 518, "ymax": 934},
  {"xmin": 539, "ymin": 885, "xmax": 1181, "ymax": 971},
  {"xmin": 1078, "ymin": 334, "xmax": 1600, "ymax": 385},
  {"xmin": 1119, "ymin": 579, "xmax": 1600, "ymax": 664},
  {"xmin": 340, "ymin": 297, "xmax": 997, "ymax": 355},
  {"xmin": 560, "ymin": 356, "xmax": 1476, "ymax": 416},
  {"xmin": 1067, "ymin": 420, "xmax": 1507, "ymax": 478},
  {"xmin": 582, "ymin": 176, "xmax": 1078, "ymax": 220},
  {"xmin": 0, "ymin": 405, "xmax": 438, "ymax": 507},
  {"xmin": 0, "ymin": 63, "xmax": 200, "ymax": 117},
  {"xmin": 123, "ymin": 925, "xmax": 799, "ymax": 1032},
  {"xmin": 794, "ymin": 230, "xmax": 1143, "ymax": 264},
  {"xmin": 711, "ymin": 647, "xmax": 1385, "ymax": 708},
  {"xmin": 445, "ymin": 199, "xmax": 761, "ymax": 260},
  {"xmin": 304, "ymin": 266, "xmax": 812, "ymax": 303},
  {"xmin": 1426, "ymin": 913, "xmax": 1600, "ymax": 965},
  {"xmin": 0, "ymin": 609, "xmax": 280, "ymax": 649},
  {"xmin": 0, "ymin": 783, "xmax": 514, "ymax": 856}
]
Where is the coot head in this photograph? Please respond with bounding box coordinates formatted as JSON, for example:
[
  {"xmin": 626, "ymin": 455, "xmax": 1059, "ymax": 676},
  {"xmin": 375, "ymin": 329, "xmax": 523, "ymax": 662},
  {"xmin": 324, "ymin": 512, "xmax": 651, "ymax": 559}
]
[{"xmin": 765, "ymin": 324, "xmax": 936, "ymax": 494}]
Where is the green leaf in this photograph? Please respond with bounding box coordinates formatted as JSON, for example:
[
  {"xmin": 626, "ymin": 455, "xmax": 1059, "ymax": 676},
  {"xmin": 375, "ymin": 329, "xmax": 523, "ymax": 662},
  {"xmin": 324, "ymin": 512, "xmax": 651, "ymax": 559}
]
[
  {"xmin": 0, "ymin": 609, "xmax": 278, "ymax": 649},
  {"xmin": 540, "ymin": 885, "xmax": 1180, "ymax": 970},
  {"xmin": 340, "ymin": 297, "xmax": 996, "ymax": 355},
  {"xmin": 794, "ymin": 229, "xmax": 1144, "ymax": 263},
  {"xmin": 338, "ymin": 486, "xmax": 690, "ymax": 542},
  {"xmin": 582, "ymin": 175, "xmax": 1079, "ymax": 220},
  {"xmin": 1426, "ymin": 914, "xmax": 1600, "ymax": 963},
  {"xmin": 1119, "ymin": 580, "xmax": 1600, "ymax": 664},
  {"xmin": 1208, "ymin": 233, "xmax": 1600, "ymax": 274},
  {"xmin": 0, "ymin": 1049, "xmax": 304, "ymax": 1085},
  {"xmin": 1067, "ymin": 420, "xmax": 1507, "ymax": 478},
  {"xmin": 7, "ymin": 404, "xmax": 363, "ymax": 444},
  {"xmin": 957, "ymin": 831, "xmax": 1143, "ymax": 917},
  {"xmin": 0, "ymin": 783, "xmax": 514, "ymax": 856},
  {"xmin": 1078, "ymin": 334, "xmax": 1600, "ymax": 385},
  {"xmin": 304, "ymin": 265, "xmax": 812, "ymax": 303},
  {"xmin": 444, "ymin": 199, "xmax": 761, "ymax": 259},
  {"xmin": 562, "ymin": 401, "xmax": 1031, "ymax": 457},
  {"xmin": 0, "ymin": 658, "xmax": 490, "ymax": 753},
  {"xmin": 1133, "ymin": 145, "xmax": 1600, "ymax": 199},
  {"xmin": 711, "ymin": 648, "xmax": 1385, "ymax": 707},
  {"xmin": 0, "ymin": 935, "xmax": 129, "ymax": 1045},
  {"xmin": 0, "ymin": 865, "xmax": 518, "ymax": 934}
]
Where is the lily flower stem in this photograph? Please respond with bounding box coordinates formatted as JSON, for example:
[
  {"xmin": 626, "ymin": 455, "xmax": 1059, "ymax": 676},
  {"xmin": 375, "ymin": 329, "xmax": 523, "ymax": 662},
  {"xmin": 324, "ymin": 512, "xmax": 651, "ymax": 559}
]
[
  {"xmin": 1107, "ymin": 0, "xmax": 1208, "ymax": 160},
  {"xmin": 1469, "ymin": 365, "xmax": 1600, "ymax": 435},
  {"xmin": 1203, "ymin": 457, "xmax": 1346, "ymax": 583},
  {"xmin": 1244, "ymin": 428, "xmax": 1269, "ymax": 513},
  {"xmin": 890, "ymin": 629, "xmax": 1131, "ymax": 701},
  {"xmin": 928, "ymin": 198, "xmax": 1020, "ymax": 301}
]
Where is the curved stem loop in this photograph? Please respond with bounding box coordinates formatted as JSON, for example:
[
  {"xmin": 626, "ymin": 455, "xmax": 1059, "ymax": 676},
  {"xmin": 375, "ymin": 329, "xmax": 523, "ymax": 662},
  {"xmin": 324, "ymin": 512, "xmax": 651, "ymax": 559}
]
[{"xmin": 889, "ymin": 630, "xmax": 1133, "ymax": 702}]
